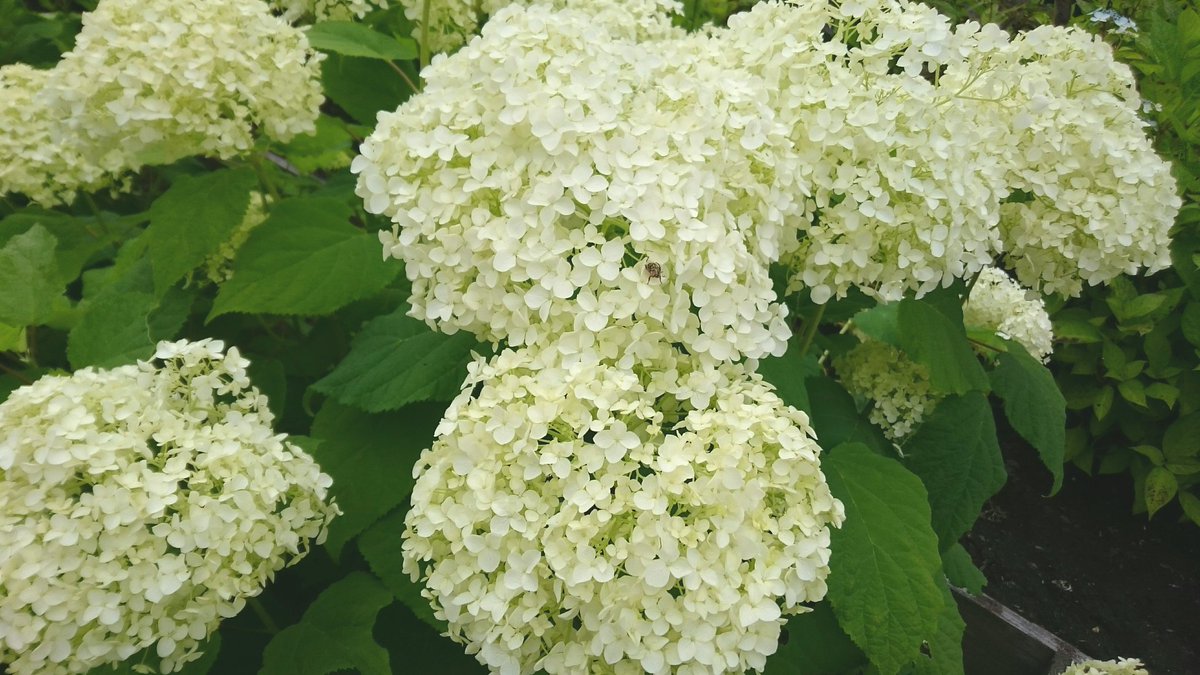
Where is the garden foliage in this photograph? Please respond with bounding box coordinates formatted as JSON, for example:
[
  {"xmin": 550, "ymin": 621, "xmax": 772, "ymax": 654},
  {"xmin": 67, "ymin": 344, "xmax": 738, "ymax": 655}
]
[
  {"xmin": 0, "ymin": 0, "xmax": 1184, "ymax": 674},
  {"xmin": 1042, "ymin": 0, "xmax": 1200, "ymax": 526}
]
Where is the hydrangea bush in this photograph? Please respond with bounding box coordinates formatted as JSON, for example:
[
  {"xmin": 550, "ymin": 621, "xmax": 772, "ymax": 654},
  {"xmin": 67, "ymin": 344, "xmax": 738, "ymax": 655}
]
[{"xmin": 0, "ymin": 0, "xmax": 1180, "ymax": 673}]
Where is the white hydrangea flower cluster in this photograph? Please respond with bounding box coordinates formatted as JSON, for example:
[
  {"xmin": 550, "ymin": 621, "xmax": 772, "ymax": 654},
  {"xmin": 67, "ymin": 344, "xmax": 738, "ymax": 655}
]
[
  {"xmin": 355, "ymin": 0, "xmax": 799, "ymax": 361},
  {"xmin": 403, "ymin": 325, "xmax": 844, "ymax": 675},
  {"xmin": 270, "ymin": 0, "xmax": 386, "ymax": 22},
  {"xmin": 1062, "ymin": 658, "xmax": 1149, "ymax": 675},
  {"xmin": 722, "ymin": 0, "xmax": 1007, "ymax": 303},
  {"xmin": 394, "ymin": 0, "xmax": 683, "ymax": 56},
  {"xmin": 0, "ymin": 340, "xmax": 338, "ymax": 675},
  {"xmin": 834, "ymin": 337, "xmax": 941, "ymax": 440},
  {"xmin": 400, "ymin": 0, "xmax": 483, "ymax": 54},
  {"xmin": 964, "ymin": 266, "xmax": 1054, "ymax": 362},
  {"xmin": 718, "ymin": 0, "xmax": 1177, "ymax": 301},
  {"xmin": 0, "ymin": 0, "xmax": 323, "ymax": 206},
  {"xmin": 975, "ymin": 26, "xmax": 1177, "ymax": 295}
]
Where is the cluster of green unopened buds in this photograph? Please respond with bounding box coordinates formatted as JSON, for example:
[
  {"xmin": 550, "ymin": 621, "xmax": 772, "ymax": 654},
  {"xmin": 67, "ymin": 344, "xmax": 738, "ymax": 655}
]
[{"xmin": 352, "ymin": 0, "xmax": 1176, "ymax": 673}]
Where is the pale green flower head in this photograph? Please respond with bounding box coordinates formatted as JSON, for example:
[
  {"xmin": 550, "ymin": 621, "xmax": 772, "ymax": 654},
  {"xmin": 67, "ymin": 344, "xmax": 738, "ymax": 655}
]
[{"xmin": 835, "ymin": 337, "xmax": 941, "ymax": 440}]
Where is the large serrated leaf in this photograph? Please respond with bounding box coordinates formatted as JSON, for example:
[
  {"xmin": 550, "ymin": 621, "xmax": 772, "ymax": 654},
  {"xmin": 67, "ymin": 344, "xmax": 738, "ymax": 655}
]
[
  {"xmin": 210, "ymin": 198, "xmax": 398, "ymax": 320},
  {"xmin": 358, "ymin": 508, "xmax": 446, "ymax": 633},
  {"xmin": 0, "ymin": 224, "xmax": 67, "ymax": 326},
  {"xmin": 910, "ymin": 583, "xmax": 966, "ymax": 675},
  {"xmin": 67, "ymin": 258, "xmax": 193, "ymax": 369},
  {"xmin": 309, "ymin": 402, "xmax": 440, "ymax": 559},
  {"xmin": 146, "ymin": 168, "xmax": 256, "ymax": 296},
  {"xmin": 805, "ymin": 378, "xmax": 891, "ymax": 454},
  {"xmin": 259, "ymin": 573, "xmax": 392, "ymax": 675},
  {"xmin": 322, "ymin": 54, "xmax": 413, "ymax": 125},
  {"xmin": 313, "ymin": 307, "xmax": 480, "ymax": 413},
  {"xmin": 765, "ymin": 601, "xmax": 866, "ymax": 674},
  {"xmin": 852, "ymin": 302, "xmax": 900, "ymax": 348},
  {"xmin": 898, "ymin": 299, "xmax": 989, "ymax": 396},
  {"xmin": 824, "ymin": 443, "xmax": 947, "ymax": 675},
  {"xmin": 904, "ymin": 393, "xmax": 1007, "ymax": 549},
  {"xmin": 989, "ymin": 346, "xmax": 1066, "ymax": 494}
]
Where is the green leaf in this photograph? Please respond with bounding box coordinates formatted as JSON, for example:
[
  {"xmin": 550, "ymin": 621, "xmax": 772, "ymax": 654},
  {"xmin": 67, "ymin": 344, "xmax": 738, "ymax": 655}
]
[
  {"xmin": 0, "ymin": 322, "xmax": 23, "ymax": 353},
  {"xmin": 824, "ymin": 443, "xmax": 947, "ymax": 675},
  {"xmin": 277, "ymin": 115, "xmax": 354, "ymax": 174},
  {"xmin": 852, "ymin": 303, "xmax": 900, "ymax": 348},
  {"xmin": 146, "ymin": 168, "xmax": 256, "ymax": 296},
  {"xmin": 1163, "ymin": 413, "xmax": 1200, "ymax": 462},
  {"xmin": 910, "ymin": 584, "xmax": 965, "ymax": 675},
  {"xmin": 941, "ymin": 544, "xmax": 986, "ymax": 595},
  {"xmin": 990, "ymin": 347, "xmax": 1066, "ymax": 494},
  {"xmin": 322, "ymin": 54, "xmax": 413, "ymax": 125},
  {"xmin": 898, "ymin": 299, "xmax": 989, "ymax": 396},
  {"xmin": 0, "ymin": 225, "xmax": 67, "ymax": 326},
  {"xmin": 1144, "ymin": 467, "xmax": 1178, "ymax": 518},
  {"xmin": 1182, "ymin": 303, "xmax": 1200, "ymax": 347},
  {"xmin": 905, "ymin": 393, "xmax": 1006, "ymax": 549},
  {"xmin": 805, "ymin": 378, "xmax": 890, "ymax": 454},
  {"xmin": 358, "ymin": 508, "xmax": 446, "ymax": 632},
  {"xmin": 757, "ymin": 344, "xmax": 820, "ymax": 413},
  {"xmin": 313, "ymin": 307, "xmax": 480, "ymax": 413},
  {"xmin": 210, "ymin": 198, "xmax": 399, "ymax": 320},
  {"xmin": 260, "ymin": 572, "xmax": 392, "ymax": 675},
  {"xmin": 1145, "ymin": 382, "xmax": 1179, "ymax": 408},
  {"xmin": 1131, "ymin": 445, "xmax": 1164, "ymax": 466},
  {"xmin": 0, "ymin": 210, "xmax": 129, "ymax": 284},
  {"xmin": 1093, "ymin": 385, "xmax": 1114, "ymax": 420},
  {"xmin": 309, "ymin": 402, "xmax": 440, "ymax": 559},
  {"xmin": 67, "ymin": 259, "xmax": 194, "ymax": 369},
  {"xmin": 1118, "ymin": 379, "xmax": 1148, "ymax": 407},
  {"xmin": 1107, "ymin": 293, "xmax": 1166, "ymax": 322},
  {"xmin": 1052, "ymin": 312, "xmax": 1103, "ymax": 343},
  {"xmin": 306, "ymin": 22, "xmax": 417, "ymax": 61},
  {"xmin": 965, "ymin": 328, "xmax": 1009, "ymax": 354},
  {"xmin": 765, "ymin": 601, "xmax": 866, "ymax": 674},
  {"xmin": 1101, "ymin": 340, "xmax": 1126, "ymax": 376},
  {"xmin": 1179, "ymin": 491, "xmax": 1200, "ymax": 527}
]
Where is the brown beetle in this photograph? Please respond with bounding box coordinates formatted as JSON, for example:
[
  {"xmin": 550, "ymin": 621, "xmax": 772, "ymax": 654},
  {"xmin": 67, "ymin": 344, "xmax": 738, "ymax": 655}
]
[{"xmin": 644, "ymin": 261, "xmax": 663, "ymax": 283}]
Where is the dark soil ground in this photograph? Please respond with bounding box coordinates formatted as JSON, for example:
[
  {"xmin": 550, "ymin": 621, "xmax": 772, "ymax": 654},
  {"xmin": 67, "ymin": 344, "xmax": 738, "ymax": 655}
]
[{"xmin": 963, "ymin": 437, "xmax": 1200, "ymax": 675}]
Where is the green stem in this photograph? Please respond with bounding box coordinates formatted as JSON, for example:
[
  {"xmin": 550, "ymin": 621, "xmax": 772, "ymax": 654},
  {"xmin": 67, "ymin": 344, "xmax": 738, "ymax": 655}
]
[
  {"xmin": 387, "ymin": 60, "xmax": 421, "ymax": 93},
  {"xmin": 689, "ymin": 0, "xmax": 703, "ymax": 30},
  {"xmin": 248, "ymin": 597, "xmax": 280, "ymax": 635},
  {"xmin": 419, "ymin": 0, "xmax": 432, "ymax": 71},
  {"xmin": 797, "ymin": 304, "xmax": 827, "ymax": 357},
  {"xmin": 81, "ymin": 192, "xmax": 111, "ymax": 240},
  {"xmin": 0, "ymin": 359, "xmax": 32, "ymax": 385},
  {"xmin": 251, "ymin": 156, "xmax": 281, "ymax": 203}
]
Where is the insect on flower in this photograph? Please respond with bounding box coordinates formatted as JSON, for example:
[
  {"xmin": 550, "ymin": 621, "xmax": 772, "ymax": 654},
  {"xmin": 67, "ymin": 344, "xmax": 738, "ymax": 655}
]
[{"xmin": 644, "ymin": 261, "xmax": 664, "ymax": 283}]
